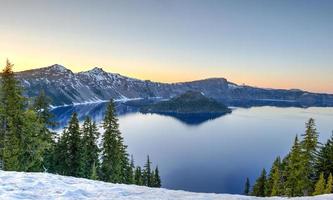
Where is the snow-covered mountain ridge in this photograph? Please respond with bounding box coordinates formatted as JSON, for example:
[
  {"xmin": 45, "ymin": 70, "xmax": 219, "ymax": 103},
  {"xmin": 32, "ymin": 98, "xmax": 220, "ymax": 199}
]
[
  {"xmin": 15, "ymin": 64, "xmax": 333, "ymax": 107},
  {"xmin": 0, "ymin": 171, "xmax": 332, "ymax": 200}
]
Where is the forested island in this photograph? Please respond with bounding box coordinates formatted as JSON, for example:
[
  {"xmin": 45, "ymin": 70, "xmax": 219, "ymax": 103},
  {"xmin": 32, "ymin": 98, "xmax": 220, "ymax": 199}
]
[{"xmin": 140, "ymin": 91, "xmax": 231, "ymax": 114}]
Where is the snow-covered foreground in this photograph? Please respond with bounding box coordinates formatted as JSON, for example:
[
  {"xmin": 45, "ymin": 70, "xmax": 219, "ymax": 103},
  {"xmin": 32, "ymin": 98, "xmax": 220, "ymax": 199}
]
[{"xmin": 0, "ymin": 171, "xmax": 332, "ymax": 200}]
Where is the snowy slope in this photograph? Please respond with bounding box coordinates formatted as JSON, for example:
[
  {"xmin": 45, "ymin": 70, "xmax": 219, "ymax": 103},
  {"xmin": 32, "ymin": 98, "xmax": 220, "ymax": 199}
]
[{"xmin": 0, "ymin": 171, "xmax": 332, "ymax": 200}]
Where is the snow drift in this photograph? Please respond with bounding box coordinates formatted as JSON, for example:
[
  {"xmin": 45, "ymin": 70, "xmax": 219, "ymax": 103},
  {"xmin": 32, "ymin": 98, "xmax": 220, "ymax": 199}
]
[{"xmin": 0, "ymin": 171, "xmax": 332, "ymax": 200}]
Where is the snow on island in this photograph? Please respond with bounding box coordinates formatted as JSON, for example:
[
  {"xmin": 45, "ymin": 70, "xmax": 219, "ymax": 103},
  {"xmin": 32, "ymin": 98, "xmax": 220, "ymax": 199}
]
[{"xmin": 0, "ymin": 171, "xmax": 332, "ymax": 200}]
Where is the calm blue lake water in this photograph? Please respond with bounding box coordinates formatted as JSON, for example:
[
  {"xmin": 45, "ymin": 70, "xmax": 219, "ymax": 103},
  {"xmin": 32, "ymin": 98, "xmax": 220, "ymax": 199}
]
[{"xmin": 51, "ymin": 103, "xmax": 333, "ymax": 194}]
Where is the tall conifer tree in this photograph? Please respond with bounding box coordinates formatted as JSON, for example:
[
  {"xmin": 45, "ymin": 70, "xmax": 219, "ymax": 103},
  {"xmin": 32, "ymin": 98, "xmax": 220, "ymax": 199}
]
[
  {"xmin": 134, "ymin": 166, "xmax": 143, "ymax": 185},
  {"xmin": 266, "ymin": 157, "xmax": 283, "ymax": 196},
  {"xmin": 316, "ymin": 133, "xmax": 333, "ymax": 179},
  {"xmin": 80, "ymin": 117, "xmax": 100, "ymax": 178},
  {"xmin": 252, "ymin": 168, "xmax": 267, "ymax": 197},
  {"xmin": 284, "ymin": 136, "xmax": 308, "ymax": 197},
  {"xmin": 143, "ymin": 155, "xmax": 152, "ymax": 187},
  {"xmin": 32, "ymin": 90, "xmax": 55, "ymax": 172},
  {"xmin": 100, "ymin": 100, "xmax": 128, "ymax": 183},
  {"xmin": 153, "ymin": 166, "xmax": 162, "ymax": 187},
  {"xmin": 301, "ymin": 118, "xmax": 319, "ymax": 195},
  {"xmin": 0, "ymin": 60, "xmax": 25, "ymax": 170},
  {"xmin": 59, "ymin": 112, "xmax": 82, "ymax": 176}
]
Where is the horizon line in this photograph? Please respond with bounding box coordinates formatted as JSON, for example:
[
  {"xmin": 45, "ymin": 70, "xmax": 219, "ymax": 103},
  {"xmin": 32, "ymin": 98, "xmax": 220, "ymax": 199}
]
[{"xmin": 10, "ymin": 63, "xmax": 333, "ymax": 95}]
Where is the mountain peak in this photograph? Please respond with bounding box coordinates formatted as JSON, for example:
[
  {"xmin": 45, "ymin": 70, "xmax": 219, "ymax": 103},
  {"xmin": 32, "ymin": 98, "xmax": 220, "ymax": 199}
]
[
  {"xmin": 48, "ymin": 64, "xmax": 69, "ymax": 73},
  {"xmin": 90, "ymin": 67, "xmax": 105, "ymax": 74}
]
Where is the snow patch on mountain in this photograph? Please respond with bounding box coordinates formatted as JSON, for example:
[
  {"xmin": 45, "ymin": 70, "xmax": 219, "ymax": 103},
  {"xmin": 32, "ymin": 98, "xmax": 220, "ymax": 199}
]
[
  {"xmin": 0, "ymin": 171, "xmax": 332, "ymax": 200},
  {"xmin": 14, "ymin": 64, "xmax": 333, "ymax": 107},
  {"xmin": 228, "ymin": 83, "xmax": 242, "ymax": 89}
]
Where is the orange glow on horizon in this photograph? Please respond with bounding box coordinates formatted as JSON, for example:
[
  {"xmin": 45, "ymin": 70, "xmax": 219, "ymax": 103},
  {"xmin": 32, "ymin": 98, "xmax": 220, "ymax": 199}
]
[{"xmin": 1, "ymin": 57, "xmax": 332, "ymax": 95}]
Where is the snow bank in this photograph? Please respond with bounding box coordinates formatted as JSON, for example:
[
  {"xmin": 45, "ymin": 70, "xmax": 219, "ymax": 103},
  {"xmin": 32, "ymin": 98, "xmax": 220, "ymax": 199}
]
[{"xmin": 0, "ymin": 171, "xmax": 332, "ymax": 200}]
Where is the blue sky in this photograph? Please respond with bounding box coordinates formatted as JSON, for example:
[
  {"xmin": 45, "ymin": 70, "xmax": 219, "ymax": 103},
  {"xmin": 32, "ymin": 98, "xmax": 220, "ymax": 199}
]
[{"xmin": 0, "ymin": 0, "xmax": 332, "ymax": 93}]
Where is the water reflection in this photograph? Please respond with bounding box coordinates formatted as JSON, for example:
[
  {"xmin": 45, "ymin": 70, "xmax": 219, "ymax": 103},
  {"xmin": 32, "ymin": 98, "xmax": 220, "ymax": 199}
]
[
  {"xmin": 51, "ymin": 101, "xmax": 227, "ymax": 129},
  {"xmin": 50, "ymin": 102, "xmax": 333, "ymax": 194},
  {"xmin": 145, "ymin": 112, "xmax": 230, "ymax": 125},
  {"xmin": 51, "ymin": 102, "xmax": 139, "ymax": 130}
]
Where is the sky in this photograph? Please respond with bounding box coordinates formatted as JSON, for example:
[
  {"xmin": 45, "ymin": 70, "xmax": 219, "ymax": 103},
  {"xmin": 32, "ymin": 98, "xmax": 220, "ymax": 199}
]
[{"xmin": 0, "ymin": 0, "xmax": 332, "ymax": 93}]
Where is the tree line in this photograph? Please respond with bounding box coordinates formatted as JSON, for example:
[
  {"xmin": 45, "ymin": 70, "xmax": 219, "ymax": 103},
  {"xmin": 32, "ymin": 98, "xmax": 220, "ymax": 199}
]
[
  {"xmin": 0, "ymin": 60, "xmax": 161, "ymax": 188},
  {"xmin": 244, "ymin": 118, "xmax": 333, "ymax": 197}
]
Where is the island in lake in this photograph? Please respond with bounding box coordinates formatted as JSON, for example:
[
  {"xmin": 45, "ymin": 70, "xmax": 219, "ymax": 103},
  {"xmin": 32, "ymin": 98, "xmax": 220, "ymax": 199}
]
[{"xmin": 140, "ymin": 91, "xmax": 232, "ymax": 115}]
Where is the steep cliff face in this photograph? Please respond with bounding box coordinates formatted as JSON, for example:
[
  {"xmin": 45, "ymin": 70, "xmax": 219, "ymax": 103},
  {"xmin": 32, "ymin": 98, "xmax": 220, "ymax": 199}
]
[{"xmin": 15, "ymin": 64, "xmax": 333, "ymax": 107}]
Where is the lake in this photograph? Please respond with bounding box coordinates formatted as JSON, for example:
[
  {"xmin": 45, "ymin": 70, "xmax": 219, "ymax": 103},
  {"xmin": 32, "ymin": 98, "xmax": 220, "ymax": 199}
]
[{"xmin": 51, "ymin": 103, "xmax": 333, "ymax": 194}]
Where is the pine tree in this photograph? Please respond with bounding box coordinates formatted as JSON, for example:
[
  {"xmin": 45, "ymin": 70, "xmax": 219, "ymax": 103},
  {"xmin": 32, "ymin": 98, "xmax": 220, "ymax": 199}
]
[
  {"xmin": 134, "ymin": 166, "xmax": 143, "ymax": 185},
  {"xmin": 80, "ymin": 117, "xmax": 100, "ymax": 178},
  {"xmin": 32, "ymin": 90, "xmax": 55, "ymax": 172},
  {"xmin": 280, "ymin": 153, "xmax": 291, "ymax": 196},
  {"xmin": 119, "ymin": 140, "xmax": 131, "ymax": 183},
  {"xmin": 251, "ymin": 168, "xmax": 267, "ymax": 197},
  {"xmin": 301, "ymin": 118, "xmax": 319, "ymax": 195},
  {"xmin": 59, "ymin": 112, "xmax": 82, "ymax": 176},
  {"xmin": 313, "ymin": 172, "xmax": 326, "ymax": 195},
  {"xmin": 316, "ymin": 133, "xmax": 333, "ymax": 179},
  {"xmin": 266, "ymin": 157, "xmax": 282, "ymax": 196},
  {"xmin": 124, "ymin": 155, "xmax": 135, "ymax": 184},
  {"xmin": 0, "ymin": 61, "xmax": 49, "ymax": 172},
  {"xmin": 153, "ymin": 166, "xmax": 161, "ymax": 187},
  {"xmin": 0, "ymin": 60, "xmax": 25, "ymax": 170},
  {"xmin": 19, "ymin": 110, "xmax": 49, "ymax": 172},
  {"xmin": 325, "ymin": 173, "xmax": 333, "ymax": 194},
  {"xmin": 284, "ymin": 135, "xmax": 308, "ymax": 197},
  {"xmin": 53, "ymin": 132, "xmax": 69, "ymax": 175},
  {"xmin": 271, "ymin": 164, "xmax": 283, "ymax": 196},
  {"xmin": 100, "ymin": 100, "xmax": 127, "ymax": 183},
  {"xmin": 151, "ymin": 170, "xmax": 156, "ymax": 186},
  {"xmin": 244, "ymin": 177, "xmax": 250, "ymax": 195},
  {"xmin": 143, "ymin": 155, "xmax": 152, "ymax": 187}
]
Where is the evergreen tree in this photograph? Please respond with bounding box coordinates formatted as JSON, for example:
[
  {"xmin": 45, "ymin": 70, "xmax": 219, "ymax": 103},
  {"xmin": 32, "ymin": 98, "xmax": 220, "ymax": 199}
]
[
  {"xmin": 134, "ymin": 166, "xmax": 143, "ymax": 185},
  {"xmin": 266, "ymin": 157, "xmax": 282, "ymax": 196},
  {"xmin": 316, "ymin": 133, "xmax": 333, "ymax": 179},
  {"xmin": 284, "ymin": 135, "xmax": 308, "ymax": 197},
  {"xmin": 125, "ymin": 155, "xmax": 135, "ymax": 184},
  {"xmin": 80, "ymin": 117, "xmax": 100, "ymax": 178},
  {"xmin": 32, "ymin": 90, "xmax": 55, "ymax": 172},
  {"xmin": 59, "ymin": 113, "xmax": 82, "ymax": 176},
  {"xmin": 313, "ymin": 172, "xmax": 326, "ymax": 195},
  {"xmin": 100, "ymin": 100, "xmax": 127, "ymax": 183},
  {"xmin": 325, "ymin": 173, "xmax": 333, "ymax": 194},
  {"xmin": 0, "ymin": 61, "xmax": 49, "ymax": 172},
  {"xmin": 143, "ymin": 155, "xmax": 152, "ymax": 187},
  {"xmin": 301, "ymin": 118, "xmax": 319, "ymax": 195},
  {"xmin": 119, "ymin": 140, "xmax": 131, "ymax": 183},
  {"xmin": 0, "ymin": 60, "xmax": 25, "ymax": 170},
  {"xmin": 153, "ymin": 166, "xmax": 161, "ymax": 187},
  {"xmin": 280, "ymin": 153, "xmax": 291, "ymax": 196},
  {"xmin": 244, "ymin": 177, "xmax": 250, "ymax": 195},
  {"xmin": 19, "ymin": 110, "xmax": 49, "ymax": 172},
  {"xmin": 251, "ymin": 168, "xmax": 267, "ymax": 197},
  {"xmin": 271, "ymin": 165, "xmax": 283, "ymax": 196}
]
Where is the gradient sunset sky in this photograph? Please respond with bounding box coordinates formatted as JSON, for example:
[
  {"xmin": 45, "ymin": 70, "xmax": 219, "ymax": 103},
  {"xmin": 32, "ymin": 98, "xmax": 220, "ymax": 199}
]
[{"xmin": 0, "ymin": 0, "xmax": 332, "ymax": 93}]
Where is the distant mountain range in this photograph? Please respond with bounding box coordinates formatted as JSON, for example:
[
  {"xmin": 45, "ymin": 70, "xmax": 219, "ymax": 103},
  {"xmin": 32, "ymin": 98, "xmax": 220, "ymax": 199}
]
[{"xmin": 15, "ymin": 64, "xmax": 333, "ymax": 107}]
